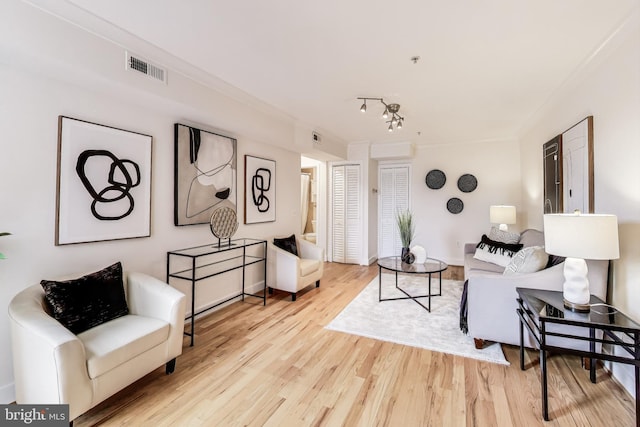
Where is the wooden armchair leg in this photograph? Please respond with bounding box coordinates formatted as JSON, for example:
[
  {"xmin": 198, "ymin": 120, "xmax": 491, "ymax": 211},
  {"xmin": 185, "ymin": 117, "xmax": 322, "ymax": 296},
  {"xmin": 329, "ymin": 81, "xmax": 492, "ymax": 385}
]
[
  {"xmin": 474, "ymin": 338, "xmax": 485, "ymax": 350},
  {"xmin": 316, "ymin": 280, "xmax": 320, "ymax": 288},
  {"xmin": 291, "ymin": 293, "xmax": 297, "ymax": 301}
]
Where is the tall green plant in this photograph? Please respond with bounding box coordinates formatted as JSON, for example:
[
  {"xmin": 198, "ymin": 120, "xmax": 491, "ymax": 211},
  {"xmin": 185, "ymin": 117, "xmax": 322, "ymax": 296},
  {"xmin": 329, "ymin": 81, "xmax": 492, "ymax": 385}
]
[
  {"xmin": 0, "ymin": 232, "xmax": 10, "ymax": 260},
  {"xmin": 396, "ymin": 210, "xmax": 414, "ymax": 248}
]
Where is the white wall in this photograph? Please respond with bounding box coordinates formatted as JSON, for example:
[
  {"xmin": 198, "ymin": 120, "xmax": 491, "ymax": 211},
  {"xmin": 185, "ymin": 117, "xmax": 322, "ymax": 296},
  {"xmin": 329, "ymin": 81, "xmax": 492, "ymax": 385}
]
[
  {"xmin": 519, "ymin": 11, "xmax": 640, "ymax": 396},
  {"xmin": 410, "ymin": 141, "xmax": 521, "ymax": 265},
  {"xmin": 0, "ymin": 0, "xmax": 327, "ymax": 402}
]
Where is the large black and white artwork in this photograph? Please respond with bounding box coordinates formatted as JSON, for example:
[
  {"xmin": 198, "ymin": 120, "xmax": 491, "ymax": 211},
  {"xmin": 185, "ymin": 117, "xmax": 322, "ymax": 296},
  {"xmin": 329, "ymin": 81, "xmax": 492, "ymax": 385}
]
[
  {"xmin": 244, "ymin": 155, "xmax": 276, "ymax": 224},
  {"xmin": 56, "ymin": 116, "xmax": 152, "ymax": 245},
  {"xmin": 174, "ymin": 123, "xmax": 237, "ymax": 226}
]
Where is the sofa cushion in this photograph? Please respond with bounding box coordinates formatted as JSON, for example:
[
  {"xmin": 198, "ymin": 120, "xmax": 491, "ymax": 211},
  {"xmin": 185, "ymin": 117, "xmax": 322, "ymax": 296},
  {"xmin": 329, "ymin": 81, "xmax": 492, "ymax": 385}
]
[
  {"xmin": 274, "ymin": 234, "xmax": 298, "ymax": 256},
  {"xmin": 488, "ymin": 227, "xmax": 520, "ymax": 244},
  {"xmin": 504, "ymin": 246, "xmax": 549, "ymax": 275},
  {"xmin": 464, "ymin": 252, "xmax": 505, "ymax": 275},
  {"xmin": 518, "ymin": 229, "xmax": 545, "ymax": 248},
  {"xmin": 78, "ymin": 314, "xmax": 169, "ymax": 379},
  {"xmin": 40, "ymin": 262, "xmax": 129, "ymax": 334},
  {"xmin": 299, "ymin": 258, "xmax": 321, "ymax": 276}
]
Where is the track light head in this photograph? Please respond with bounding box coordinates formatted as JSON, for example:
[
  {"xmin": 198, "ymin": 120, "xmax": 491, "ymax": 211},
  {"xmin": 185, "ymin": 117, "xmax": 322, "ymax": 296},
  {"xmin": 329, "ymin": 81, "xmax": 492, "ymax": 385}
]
[
  {"xmin": 360, "ymin": 102, "xmax": 367, "ymax": 113},
  {"xmin": 397, "ymin": 119, "xmax": 403, "ymax": 129},
  {"xmin": 388, "ymin": 123, "xmax": 393, "ymax": 132},
  {"xmin": 382, "ymin": 107, "xmax": 389, "ymax": 119}
]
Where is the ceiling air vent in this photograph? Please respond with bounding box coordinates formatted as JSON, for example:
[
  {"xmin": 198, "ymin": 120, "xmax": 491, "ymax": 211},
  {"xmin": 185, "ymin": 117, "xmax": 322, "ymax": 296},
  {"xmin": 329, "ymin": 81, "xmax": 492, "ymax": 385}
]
[{"xmin": 126, "ymin": 51, "xmax": 167, "ymax": 84}]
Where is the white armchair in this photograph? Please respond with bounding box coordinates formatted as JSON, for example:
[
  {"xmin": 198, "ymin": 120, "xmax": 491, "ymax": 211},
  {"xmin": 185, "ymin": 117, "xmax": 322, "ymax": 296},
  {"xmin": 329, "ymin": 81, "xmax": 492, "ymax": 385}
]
[
  {"xmin": 268, "ymin": 236, "xmax": 324, "ymax": 301},
  {"xmin": 8, "ymin": 271, "xmax": 186, "ymax": 423}
]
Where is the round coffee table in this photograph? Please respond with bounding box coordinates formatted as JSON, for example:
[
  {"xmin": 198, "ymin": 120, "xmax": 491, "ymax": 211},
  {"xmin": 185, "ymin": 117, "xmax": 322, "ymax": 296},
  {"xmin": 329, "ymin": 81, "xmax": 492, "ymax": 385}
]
[{"xmin": 377, "ymin": 256, "xmax": 448, "ymax": 312}]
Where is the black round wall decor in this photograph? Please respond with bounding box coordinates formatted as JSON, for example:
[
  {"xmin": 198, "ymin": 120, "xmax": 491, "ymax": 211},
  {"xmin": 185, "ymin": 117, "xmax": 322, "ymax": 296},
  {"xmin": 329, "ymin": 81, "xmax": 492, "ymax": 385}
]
[
  {"xmin": 457, "ymin": 174, "xmax": 478, "ymax": 193},
  {"xmin": 425, "ymin": 169, "xmax": 446, "ymax": 190},
  {"xmin": 447, "ymin": 197, "xmax": 464, "ymax": 214}
]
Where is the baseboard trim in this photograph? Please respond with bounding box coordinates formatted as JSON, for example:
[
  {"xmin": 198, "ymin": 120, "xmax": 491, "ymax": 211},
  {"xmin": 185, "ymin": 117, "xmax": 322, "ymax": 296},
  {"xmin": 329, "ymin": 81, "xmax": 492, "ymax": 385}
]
[{"xmin": 0, "ymin": 382, "xmax": 15, "ymax": 404}]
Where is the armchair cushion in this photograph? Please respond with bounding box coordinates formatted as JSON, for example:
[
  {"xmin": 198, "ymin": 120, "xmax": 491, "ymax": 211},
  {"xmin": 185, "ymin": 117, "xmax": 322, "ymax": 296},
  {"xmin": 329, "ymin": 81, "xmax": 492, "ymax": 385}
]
[
  {"xmin": 40, "ymin": 262, "xmax": 129, "ymax": 334},
  {"xmin": 273, "ymin": 234, "xmax": 298, "ymax": 256},
  {"xmin": 299, "ymin": 258, "xmax": 321, "ymax": 276},
  {"xmin": 79, "ymin": 314, "xmax": 169, "ymax": 379}
]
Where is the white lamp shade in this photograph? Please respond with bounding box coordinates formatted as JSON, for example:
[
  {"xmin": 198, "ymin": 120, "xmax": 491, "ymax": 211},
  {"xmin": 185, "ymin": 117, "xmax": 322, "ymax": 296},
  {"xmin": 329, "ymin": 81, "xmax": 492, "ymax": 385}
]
[
  {"xmin": 543, "ymin": 213, "xmax": 620, "ymax": 260},
  {"xmin": 489, "ymin": 205, "xmax": 516, "ymax": 225}
]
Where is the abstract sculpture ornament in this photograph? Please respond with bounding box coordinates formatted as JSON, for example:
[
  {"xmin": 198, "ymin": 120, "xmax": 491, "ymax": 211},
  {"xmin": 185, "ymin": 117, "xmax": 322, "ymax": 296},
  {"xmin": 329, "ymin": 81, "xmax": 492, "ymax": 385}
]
[{"xmin": 210, "ymin": 206, "xmax": 238, "ymax": 247}]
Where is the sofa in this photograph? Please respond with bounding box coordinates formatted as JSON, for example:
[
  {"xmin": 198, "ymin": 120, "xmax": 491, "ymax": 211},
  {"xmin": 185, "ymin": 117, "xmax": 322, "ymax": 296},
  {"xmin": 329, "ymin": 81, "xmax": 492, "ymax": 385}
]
[
  {"xmin": 9, "ymin": 266, "xmax": 186, "ymax": 422},
  {"xmin": 464, "ymin": 229, "xmax": 609, "ymax": 349}
]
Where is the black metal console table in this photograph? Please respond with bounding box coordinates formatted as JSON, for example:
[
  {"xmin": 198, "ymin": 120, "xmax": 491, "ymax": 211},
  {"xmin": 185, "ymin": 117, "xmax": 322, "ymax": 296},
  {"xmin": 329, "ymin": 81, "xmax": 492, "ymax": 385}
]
[
  {"xmin": 516, "ymin": 287, "xmax": 640, "ymax": 426},
  {"xmin": 167, "ymin": 238, "xmax": 267, "ymax": 346}
]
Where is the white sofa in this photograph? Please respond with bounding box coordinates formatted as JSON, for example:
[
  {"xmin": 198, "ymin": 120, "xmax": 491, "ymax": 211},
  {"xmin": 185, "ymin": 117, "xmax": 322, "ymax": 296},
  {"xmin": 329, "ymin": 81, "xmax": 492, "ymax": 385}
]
[
  {"xmin": 267, "ymin": 236, "xmax": 324, "ymax": 301},
  {"xmin": 9, "ymin": 271, "xmax": 186, "ymax": 422},
  {"xmin": 464, "ymin": 229, "xmax": 609, "ymax": 349}
]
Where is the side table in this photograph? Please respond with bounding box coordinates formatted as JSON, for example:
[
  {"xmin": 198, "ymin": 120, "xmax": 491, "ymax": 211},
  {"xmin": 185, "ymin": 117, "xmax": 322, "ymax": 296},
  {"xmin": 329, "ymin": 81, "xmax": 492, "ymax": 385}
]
[{"xmin": 516, "ymin": 287, "xmax": 640, "ymax": 426}]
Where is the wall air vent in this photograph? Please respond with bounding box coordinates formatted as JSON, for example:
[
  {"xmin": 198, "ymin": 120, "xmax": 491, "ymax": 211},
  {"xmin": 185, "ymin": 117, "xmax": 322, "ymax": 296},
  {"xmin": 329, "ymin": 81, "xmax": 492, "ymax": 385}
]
[
  {"xmin": 126, "ymin": 51, "xmax": 167, "ymax": 84},
  {"xmin": 312, "ymin": 131, "xmax": 322, "ymax": 145}
]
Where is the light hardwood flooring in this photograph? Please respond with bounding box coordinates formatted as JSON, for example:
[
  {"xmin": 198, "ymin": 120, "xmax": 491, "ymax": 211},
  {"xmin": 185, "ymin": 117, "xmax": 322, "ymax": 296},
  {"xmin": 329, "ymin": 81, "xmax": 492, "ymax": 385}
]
[{"xmin": 76, "ymin": 262, "xmax": 635, "ymax": 426}]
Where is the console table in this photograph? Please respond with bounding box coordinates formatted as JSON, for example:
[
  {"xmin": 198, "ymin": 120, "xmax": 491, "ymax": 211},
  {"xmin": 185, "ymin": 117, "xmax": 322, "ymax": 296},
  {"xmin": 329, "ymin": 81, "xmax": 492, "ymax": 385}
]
[
  {"xmin": 516, "ymin": 287, "xmax": 640, "ymax": 426},
  {"xmin": 167, "ymin": 238, "xmax": 267, "ymax": 346},
  {"xmin": 377, "ymin": 257, "xmax": 448, "ymax": 312}
]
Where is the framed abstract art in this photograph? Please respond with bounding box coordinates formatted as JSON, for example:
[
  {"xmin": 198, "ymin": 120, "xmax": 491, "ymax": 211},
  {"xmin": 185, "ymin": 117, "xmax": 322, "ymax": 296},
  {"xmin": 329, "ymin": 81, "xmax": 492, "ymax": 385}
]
[
  {"xmin": 174, "ymin": 123, "xmax": 237, "ymax": 226},
  {"xmin": 244, "ymin": 155, "xmax": 276, "ymax": 224},
  {"xmin": 55, "ymin": 116, "xmax": 152, "ymax": 245}
]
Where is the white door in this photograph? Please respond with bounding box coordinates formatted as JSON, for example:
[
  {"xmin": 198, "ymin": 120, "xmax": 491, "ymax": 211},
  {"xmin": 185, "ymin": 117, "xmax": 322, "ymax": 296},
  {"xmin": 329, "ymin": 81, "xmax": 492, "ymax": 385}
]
[
  {"xmin": 378, "ymin": 164, "xmax": 410, "ymax": 258},
  {"xmin": 331, "ymin": 164, "xmax": 361, "ymax": 264},
  {"xmin": 563, "ymin": 119, "xmax": 591, "ymax": 213}
]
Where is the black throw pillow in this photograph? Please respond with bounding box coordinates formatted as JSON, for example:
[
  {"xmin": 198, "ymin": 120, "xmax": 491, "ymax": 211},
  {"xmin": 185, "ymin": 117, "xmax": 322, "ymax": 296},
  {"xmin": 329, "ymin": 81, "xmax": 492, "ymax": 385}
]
[
  {"xmin": 273, "ymin": 234, "xmax": 298, "ymax": 256},
  {"xmin": 41, "ymin": 262, "xmax": 129, "ymax": 334},
  {"xmin": 476, "ymin": 234, "xmax": 523, "ymax": 253}
]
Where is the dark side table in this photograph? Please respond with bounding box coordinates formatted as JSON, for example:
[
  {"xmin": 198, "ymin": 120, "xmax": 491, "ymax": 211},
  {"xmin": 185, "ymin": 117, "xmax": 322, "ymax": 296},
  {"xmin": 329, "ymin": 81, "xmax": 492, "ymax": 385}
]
[{"xmin": 516, "ymin": 287, "xmax": 640, "ymax": 426}]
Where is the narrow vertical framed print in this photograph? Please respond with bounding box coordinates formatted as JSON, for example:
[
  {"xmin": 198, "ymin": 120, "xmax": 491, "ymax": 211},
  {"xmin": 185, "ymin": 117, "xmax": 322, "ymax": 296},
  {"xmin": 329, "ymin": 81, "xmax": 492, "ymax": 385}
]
[{"xmin": 244, "ymin": 155, "xmax": 276, "ymax": 224}]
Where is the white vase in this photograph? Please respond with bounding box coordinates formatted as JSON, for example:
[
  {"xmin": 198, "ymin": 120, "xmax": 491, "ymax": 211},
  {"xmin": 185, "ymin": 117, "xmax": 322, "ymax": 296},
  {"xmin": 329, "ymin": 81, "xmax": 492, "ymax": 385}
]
[{"xmin": 411, "ymin": 245, "xmax": 427, "ymax": 264}]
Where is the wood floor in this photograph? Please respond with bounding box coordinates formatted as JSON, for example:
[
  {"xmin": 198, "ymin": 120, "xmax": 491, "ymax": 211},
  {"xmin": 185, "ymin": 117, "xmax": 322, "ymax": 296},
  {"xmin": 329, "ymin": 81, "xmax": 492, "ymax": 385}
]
[{"xmin": 75, "ymin": 262, "xmax": 635, "ymax": 426}]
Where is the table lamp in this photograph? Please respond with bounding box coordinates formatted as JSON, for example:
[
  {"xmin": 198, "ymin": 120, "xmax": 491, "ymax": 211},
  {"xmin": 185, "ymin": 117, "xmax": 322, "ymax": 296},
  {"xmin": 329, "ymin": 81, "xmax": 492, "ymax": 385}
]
[
  {"xmin": 543, "ymin": 213, "xmax": 619, "ymax": 312},
  {"xmin": 490, "ymin": 205, "xmax": 516, "ymax": 231}
]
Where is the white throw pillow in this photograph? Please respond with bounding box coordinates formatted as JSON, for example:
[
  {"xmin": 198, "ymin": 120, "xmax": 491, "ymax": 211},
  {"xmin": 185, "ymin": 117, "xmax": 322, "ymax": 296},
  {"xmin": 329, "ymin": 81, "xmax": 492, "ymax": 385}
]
[
  {"xmin": 473, "ymin": 245, "xmax": 515, "ymax": 268},
  {"xmin": 503, "ymin": 246, "xmax": 549, "ymax": 275},
  {"xmin": 488, "ymin": 226, "xmax": 520, "ymax": 244}
]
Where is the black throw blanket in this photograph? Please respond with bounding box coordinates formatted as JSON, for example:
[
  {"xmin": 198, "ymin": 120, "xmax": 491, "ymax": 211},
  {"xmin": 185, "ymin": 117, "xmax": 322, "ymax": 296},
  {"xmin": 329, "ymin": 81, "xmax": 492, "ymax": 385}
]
[{"xmin": 459, "ymin": 279, "xmax": 469, "ymax": 334}]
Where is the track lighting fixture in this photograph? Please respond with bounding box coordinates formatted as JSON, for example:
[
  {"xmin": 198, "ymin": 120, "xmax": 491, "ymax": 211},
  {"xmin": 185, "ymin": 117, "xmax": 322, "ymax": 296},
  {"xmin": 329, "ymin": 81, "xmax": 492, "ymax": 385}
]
[{"xmin": 357, "ymin": 97, "xmax": 405, "ymax": 131}]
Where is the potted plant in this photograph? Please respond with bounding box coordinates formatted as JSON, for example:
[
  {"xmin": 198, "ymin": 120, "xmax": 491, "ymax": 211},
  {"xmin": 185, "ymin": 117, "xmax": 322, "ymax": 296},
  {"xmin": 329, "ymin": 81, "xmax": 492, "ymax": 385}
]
[
  {"xmin": 396, "ymin": 210, "xmax": 415, "ymax": 263},
  {"xmin": 0, "ymin": 232, "xmax": 10, "ymax": 260}
]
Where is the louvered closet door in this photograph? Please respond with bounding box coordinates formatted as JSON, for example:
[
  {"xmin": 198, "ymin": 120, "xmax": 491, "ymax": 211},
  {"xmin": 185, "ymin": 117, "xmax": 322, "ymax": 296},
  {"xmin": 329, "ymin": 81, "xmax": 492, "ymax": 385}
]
[
  {"xmin": 331, "ymin": 164, "xmax": 361, "ymax": 264},
  {"xmin": 378, "ymin": 165, "xmax": 410, "ymax": 258}
]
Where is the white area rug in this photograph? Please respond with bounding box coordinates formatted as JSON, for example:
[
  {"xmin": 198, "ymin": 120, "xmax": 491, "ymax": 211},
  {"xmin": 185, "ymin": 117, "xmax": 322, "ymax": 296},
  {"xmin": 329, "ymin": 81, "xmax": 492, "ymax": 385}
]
[{"xmin": 325, "ymin": 275, "xmax": 509, "ymax": 365}]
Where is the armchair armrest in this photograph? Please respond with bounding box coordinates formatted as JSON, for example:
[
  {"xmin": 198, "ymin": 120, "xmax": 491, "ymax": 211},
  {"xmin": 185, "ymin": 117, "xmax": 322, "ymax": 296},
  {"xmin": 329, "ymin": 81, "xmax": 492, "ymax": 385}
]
[
  {"xmin": 126, "ymin": 272, "xmax": 187, "ymax": 358},
  {"xmin": 126, "ymin": 272, "xmax": 186, "ymax": 324},
  {"xmin": 267, "ymin": 242, "xmax": 301, "ymax": 292},
  {"xmin": 9, "ymin": 285, "xmax": 92, "ymax": 410},
  {"xmin": 298, "ymin": 238, "xmax": 324, "ymax": 261}
]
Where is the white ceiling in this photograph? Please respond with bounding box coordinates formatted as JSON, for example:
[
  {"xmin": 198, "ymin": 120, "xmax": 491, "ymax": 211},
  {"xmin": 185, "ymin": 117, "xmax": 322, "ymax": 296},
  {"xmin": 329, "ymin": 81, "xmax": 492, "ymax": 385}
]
[{"xmin": 31, "ymin": 0, "xmax": 638, "ymax": 146}]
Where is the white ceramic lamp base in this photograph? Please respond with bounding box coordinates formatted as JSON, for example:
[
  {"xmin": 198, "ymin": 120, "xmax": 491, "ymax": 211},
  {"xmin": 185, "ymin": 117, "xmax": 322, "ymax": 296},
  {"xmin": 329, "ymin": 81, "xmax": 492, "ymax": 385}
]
[{"xmin": 562, "ymin": 257, "xmax": 591, "ymax": 312}]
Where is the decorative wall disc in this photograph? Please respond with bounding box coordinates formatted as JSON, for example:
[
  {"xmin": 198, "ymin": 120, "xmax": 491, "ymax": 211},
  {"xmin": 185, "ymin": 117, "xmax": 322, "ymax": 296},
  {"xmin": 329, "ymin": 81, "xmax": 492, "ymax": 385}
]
[
  {"xmin": 425, "ymin": 169, "xmax": 446, "ymax": 189},
  {"xmin": 210, "ymin": 207, "xmax": 238, "ymax": 239},
  {"xmin": 457, "ymin": 174, "xmax": 478, "ymax": 193},
  {"xmin": 447, "ymin": 197, "xmax": 464, "ymax": 214}
]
